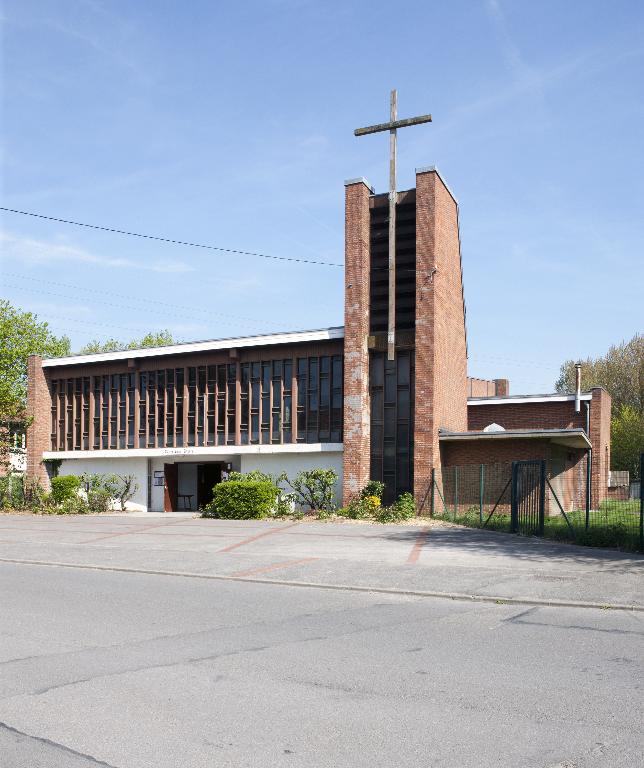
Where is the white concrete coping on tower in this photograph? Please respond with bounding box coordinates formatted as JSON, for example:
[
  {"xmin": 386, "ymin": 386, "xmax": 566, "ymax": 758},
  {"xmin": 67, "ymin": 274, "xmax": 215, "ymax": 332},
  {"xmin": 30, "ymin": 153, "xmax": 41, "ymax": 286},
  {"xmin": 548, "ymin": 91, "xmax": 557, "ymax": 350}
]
[
  {"xmin": 344, "ymin": 177, "xmax": 375, "ymax": 193},
  {"xmin": 415, "ymin": 165, "xmax": 458, "ymax": 204}
]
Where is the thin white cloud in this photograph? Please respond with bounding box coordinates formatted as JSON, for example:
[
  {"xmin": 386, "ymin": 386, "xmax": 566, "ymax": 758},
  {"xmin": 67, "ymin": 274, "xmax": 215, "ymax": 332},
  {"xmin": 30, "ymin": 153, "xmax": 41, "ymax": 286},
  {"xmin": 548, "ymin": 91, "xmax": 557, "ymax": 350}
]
[
  {"xmin": 485, "ymin": 0, "xmax": 533, "ymax": 80},
  {"xmin": 0, "ymin": 232, "xmax": 194, "ymax": 274}
]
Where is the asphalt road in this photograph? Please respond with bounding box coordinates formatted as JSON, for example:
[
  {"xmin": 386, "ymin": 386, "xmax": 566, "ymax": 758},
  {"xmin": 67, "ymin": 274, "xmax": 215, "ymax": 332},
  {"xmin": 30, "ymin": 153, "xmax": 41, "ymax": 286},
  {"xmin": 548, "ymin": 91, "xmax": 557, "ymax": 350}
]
[
  {"xmin": 0, "ymin": 561, "xmax": 642, "ymax": 765},
  {"xmin": 0, "ymin": 515, "xmax": 643, "ymax": 767}
]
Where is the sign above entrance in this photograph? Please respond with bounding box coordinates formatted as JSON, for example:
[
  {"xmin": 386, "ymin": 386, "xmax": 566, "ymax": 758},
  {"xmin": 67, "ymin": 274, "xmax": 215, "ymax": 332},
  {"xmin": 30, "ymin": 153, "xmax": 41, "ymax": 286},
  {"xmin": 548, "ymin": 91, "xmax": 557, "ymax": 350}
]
[{"xmin": 163, "ymin": 448, "xmax": 196, "ymax": 456}]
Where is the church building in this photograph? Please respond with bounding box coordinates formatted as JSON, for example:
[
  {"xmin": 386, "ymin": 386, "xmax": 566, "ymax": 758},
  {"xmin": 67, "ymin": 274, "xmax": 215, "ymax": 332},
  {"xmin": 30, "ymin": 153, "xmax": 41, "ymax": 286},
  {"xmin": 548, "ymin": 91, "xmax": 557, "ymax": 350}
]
[{"xmin": 26, "ymin": 167, "xmax": 611, "ymax": 512}]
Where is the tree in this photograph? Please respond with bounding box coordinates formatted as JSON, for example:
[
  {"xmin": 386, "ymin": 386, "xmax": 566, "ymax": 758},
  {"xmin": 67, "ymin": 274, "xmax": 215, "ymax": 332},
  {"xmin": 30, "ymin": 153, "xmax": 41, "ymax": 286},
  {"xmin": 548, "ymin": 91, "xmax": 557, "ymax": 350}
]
[
  {"xmin": 0, "ymin": 300, "xmax": 70, "ymax": 471},
  {"xmin": 555, "ymin": 333, "xmax": 643, "ymax": 476},
  {"xmin": 0, "ymin": 300, "xmax": 71, "ymax": 413},
  {"xmin": 79, "ymin": 330, "xmax": 175, "ymax": 354},
  {"xmin": 611, "ymin": 407, "xmax": 644, "ymax": 480},
  {"xmin": 555, "ymin": 333, "xmax": 643, "ymax": 416}
]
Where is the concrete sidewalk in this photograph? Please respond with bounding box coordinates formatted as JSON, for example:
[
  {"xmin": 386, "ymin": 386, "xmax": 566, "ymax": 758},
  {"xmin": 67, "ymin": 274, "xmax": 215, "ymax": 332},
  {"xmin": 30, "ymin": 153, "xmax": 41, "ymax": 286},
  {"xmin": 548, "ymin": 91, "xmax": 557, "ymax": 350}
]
[{"xmin": 0, "ymin": 514, "xmax": 642, "ymax": 609}]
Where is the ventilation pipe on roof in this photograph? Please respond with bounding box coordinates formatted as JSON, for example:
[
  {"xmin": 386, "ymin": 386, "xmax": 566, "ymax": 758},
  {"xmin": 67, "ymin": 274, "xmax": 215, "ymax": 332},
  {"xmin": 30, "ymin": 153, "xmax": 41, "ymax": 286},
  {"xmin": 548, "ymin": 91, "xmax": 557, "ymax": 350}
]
[{"xmin": 574, "ymin": 363, "xmax": 582, "ymax": 413}]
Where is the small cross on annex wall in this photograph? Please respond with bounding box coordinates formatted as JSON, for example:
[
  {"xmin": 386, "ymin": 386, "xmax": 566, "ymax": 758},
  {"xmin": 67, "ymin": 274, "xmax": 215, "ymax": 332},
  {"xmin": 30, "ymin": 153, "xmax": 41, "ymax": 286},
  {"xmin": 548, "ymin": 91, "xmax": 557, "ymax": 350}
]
[{"xmin": 354, "ymin": 91, "xmax": 432, "ymax": 360}]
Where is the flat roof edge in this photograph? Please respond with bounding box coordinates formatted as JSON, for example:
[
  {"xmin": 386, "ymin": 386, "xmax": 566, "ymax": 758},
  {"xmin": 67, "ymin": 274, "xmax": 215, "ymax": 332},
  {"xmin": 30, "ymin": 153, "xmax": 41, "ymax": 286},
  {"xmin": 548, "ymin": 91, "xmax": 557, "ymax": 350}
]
[
  {"xmin": 42, "ymin": 327, "xmax": 346, "ymax": 368},
  {"xmin": 439, "ymin": 427, "xmax": 592, "ymax": 448},
  {"xmin": 468, "ymin": 393, "xmax": 593, "ymax": 406}
]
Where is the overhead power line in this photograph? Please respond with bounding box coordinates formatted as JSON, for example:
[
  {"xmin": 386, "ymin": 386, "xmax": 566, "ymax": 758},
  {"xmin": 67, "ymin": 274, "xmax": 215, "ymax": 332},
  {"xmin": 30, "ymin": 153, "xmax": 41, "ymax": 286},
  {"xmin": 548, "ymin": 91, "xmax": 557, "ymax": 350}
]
[
  {"xmin": 3, "ymin": 272, "xmax": 265, "ymax": 325},
  {"xmin": 2, "ymin": 283, "xmax": 264, "ymax": 330},
  {"xmin": 0, "ymin": 206, "xmax": 344, "ymax": 268}
]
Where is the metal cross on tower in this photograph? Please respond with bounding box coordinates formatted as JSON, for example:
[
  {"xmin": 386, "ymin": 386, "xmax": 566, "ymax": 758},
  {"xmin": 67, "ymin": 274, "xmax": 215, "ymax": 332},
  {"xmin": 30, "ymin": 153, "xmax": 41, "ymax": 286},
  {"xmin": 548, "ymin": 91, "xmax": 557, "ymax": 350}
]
[{"xmin": 354, "ymin": 90, "xmax": 432, "ymax": 360}]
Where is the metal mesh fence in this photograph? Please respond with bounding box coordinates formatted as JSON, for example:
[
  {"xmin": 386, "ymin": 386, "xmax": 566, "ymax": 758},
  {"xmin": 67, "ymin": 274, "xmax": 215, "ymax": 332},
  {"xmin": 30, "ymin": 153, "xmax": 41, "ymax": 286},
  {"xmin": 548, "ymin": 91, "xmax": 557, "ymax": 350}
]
[
  {"xmin": 431, "ymin": 463, "xmax": 513, "ymax": 532},
  {"xmin": 429, "ymin": 455, "xmax": 643, "ymax": 552}
]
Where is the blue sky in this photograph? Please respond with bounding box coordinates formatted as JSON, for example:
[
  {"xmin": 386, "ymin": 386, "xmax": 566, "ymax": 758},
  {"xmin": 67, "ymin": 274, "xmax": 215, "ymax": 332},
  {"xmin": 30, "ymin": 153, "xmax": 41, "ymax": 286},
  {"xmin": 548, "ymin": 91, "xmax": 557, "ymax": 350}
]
[{"xmin": 1, "ymin": 0, "xmax": 643, "ymax": 393}]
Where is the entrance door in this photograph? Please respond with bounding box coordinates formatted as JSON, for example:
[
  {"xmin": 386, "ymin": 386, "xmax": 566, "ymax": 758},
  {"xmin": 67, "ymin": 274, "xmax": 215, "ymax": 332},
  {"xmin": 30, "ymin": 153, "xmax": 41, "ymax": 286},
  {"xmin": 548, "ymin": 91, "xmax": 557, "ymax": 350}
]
[
  {"xmin": 197, "ymin": 463, "xmax": 222, "ymax": 509},
  {"xmin": 164, "ymin": 463, "xmax": 178, "ymax": 512}
]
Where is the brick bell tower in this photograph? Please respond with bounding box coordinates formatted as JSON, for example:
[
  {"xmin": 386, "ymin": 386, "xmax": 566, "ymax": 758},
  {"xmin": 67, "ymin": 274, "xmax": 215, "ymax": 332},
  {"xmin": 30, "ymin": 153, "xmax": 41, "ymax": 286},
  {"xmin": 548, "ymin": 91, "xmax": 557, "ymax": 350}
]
[{"xmin": 342, "ymin": 167, "xmax": 468, "ymax": 508}]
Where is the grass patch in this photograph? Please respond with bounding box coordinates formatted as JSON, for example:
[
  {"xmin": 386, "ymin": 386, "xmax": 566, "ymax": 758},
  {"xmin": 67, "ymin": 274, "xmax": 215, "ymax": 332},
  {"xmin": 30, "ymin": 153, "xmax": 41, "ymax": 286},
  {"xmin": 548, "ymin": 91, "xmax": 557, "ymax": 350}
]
[{"xmin": 434, "ymin": 504, "xmax": 642, "ymax": 552}]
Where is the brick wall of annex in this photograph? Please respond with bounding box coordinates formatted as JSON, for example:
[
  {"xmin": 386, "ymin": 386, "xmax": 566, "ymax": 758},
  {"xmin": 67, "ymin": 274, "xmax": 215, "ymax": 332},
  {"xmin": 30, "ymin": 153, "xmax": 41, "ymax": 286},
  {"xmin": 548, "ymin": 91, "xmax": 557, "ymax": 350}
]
[
  {"xmin": 468, "ymin": 400, "xmax": 586, "ymax": 432},
  {"xmin": 589, "ymin": 387, "xmax": 611, "ymax": 505},
  {"xmin": 26, "ymin": 355, "xmax": 51, "ymax": 488},
  {"xmin": 414, "ymin": 169, "xmax": 468, "ymax": 510},
  {"xmin": 441, "ymin": 438, "xmax": 552, "ymax": 466},
  {"xmin": 342, "ymin": 180, "xmax": 372, "ymax": 502}
]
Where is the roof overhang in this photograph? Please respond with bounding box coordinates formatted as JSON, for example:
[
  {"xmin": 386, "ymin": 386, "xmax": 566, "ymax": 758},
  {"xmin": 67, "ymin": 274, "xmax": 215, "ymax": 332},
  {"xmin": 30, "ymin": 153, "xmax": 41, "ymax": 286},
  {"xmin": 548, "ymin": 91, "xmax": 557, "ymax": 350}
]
[
  {"xmin": 439, "ymin": 427, "xmax": 592, "ymax": 450},
  {"xmin": 42, "ymin": 326, "xmax": 345, "ymax": 368}
]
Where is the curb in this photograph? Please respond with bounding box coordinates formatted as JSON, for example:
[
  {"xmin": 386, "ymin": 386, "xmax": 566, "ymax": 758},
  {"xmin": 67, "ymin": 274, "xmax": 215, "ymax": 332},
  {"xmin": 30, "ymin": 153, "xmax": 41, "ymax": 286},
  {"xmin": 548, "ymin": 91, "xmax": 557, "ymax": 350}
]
[{"xmin": 0, "ymin": 557, "xmax": 642, "ymax": 612}]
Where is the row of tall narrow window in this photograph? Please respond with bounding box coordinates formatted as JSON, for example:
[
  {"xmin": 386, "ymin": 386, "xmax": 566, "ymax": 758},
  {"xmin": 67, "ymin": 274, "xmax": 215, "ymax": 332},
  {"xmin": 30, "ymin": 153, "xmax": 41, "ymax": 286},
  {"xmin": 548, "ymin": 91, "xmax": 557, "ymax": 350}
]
[{"xmin": 49, "ymin": 355, "xmax": 343, "ymax": 451}]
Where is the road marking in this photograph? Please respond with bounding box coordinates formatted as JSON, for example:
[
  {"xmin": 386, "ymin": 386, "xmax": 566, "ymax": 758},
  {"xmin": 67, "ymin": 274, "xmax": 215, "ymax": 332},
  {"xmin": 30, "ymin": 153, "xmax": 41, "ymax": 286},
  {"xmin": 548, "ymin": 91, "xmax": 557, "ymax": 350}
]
[
  {"xmin": 80, "ymin": 519, "xmax": 191, "ymax": 544},
  {"xmin": 231, "ymin": 557, "xmax": 318, "ymax": 577},
  {"xmin": 217, "ymin": 522, "xmax": 300, "ymax": 553},
  {"xmin": 407, "ymin": 527, "xmax": 431, "ymax": 564}
]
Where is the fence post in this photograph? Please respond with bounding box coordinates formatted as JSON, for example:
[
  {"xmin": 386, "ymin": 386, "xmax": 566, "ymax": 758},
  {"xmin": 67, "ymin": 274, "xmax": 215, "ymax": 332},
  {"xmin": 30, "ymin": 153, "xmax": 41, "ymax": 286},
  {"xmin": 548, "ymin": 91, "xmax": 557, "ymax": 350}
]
[
  {"xmin": 430, "ymin": 468, "xmax": 435, "ymax": 518},
  {"xmin": 539, "ymin": 460, "xmax": 546, "ymax": 536},
  {"xmin": 454, "ymin": 466, "xmax": 459, "ymax": 520},
  {"xmin": 479, "ymin": 464, "xmax": 484, "ymax": 525},
  {"xmin": 510, "ymin": 461, "xmax": 518, "ymax": 533},
  {"xmin": 640, "ymin": 453, "xmax": 643, "ymax": 553}
]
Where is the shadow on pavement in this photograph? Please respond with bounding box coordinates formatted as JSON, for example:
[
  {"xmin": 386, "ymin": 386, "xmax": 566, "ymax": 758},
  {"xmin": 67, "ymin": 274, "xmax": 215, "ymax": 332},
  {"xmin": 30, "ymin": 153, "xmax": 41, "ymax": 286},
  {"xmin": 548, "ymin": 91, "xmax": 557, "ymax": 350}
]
[{"xmin": 377, "ymin": 524, "xmax": 644, "ymax": 573}]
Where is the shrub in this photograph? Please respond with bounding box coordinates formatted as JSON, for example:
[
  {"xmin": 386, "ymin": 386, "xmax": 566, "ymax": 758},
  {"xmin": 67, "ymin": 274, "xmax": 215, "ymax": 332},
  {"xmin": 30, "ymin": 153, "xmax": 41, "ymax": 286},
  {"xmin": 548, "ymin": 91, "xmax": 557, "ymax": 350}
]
[
  {"xmin": 202, "ymin": 481, "xmax": 279, "ymax": 519},
  {"xmin": 223, "ymin": 470, "xmax": 296, "ymax": 517},
  {"xmin": 360, "ymin": 480, "xmax": 385, "ymax": 501},
  {"xmin": 282, "ymin": 468, "xmax": 338, "ymax": 513},
  {"xmin": 338, "ymin": 494, "xmax": 379, "ymax": 520},
  {"xmin": 25, "ymin": 476, "xmax": 48, "ymax": 510},
  {"xmin": 375, "ymin": 492, "xmax": 416, "ymax": 523},
  {"xmin": 226, "ymin": 469, "xmax": 274, "ymax": 484},
  {"xmin": 57, "ymin": 496, "xmax": 90, "ymax": 515},
  {"xmin": 394, "ymin": 492, "xmax": 416, "ymax": 519},
  {"xmin": 0, "ymin": 476, "xmax": 23, "ymax": 509},
  {"xmin": 0, "ymin": 476, "xmax": 49, "ymax": 511},
  {"xmin": 81, "ymin": 473, "xmax": 119, "ymax": 514},
  {"xmin": 51, "ymin": 475, "xmax": 81, "ymax": 504},
  {"xmin": 113, "ymin": 474, "xmax": 139, "ymax": 511}
]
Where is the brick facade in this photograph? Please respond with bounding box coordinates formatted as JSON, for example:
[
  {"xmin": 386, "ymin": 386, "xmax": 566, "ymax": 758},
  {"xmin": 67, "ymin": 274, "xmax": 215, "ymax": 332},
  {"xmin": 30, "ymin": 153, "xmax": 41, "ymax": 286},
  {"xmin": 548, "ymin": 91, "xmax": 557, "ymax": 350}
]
[
  {"xmin": 414, "ymin": 169, "xmax": 468, "ymax": 509},
  {"xmin": 468, "ymin": 401, "xmax": 586, "ymax": 432},
  {"xmin": 26, "ymin": 355, "xmax": 52, "ymax": 488},
  {"xmin": 588, "ymin": 387, "xmax": 611, "ymax": 505},
  {"xmin": 466, "ymin": 387, "xmax": 612, "ymax": 505},
  {"xmin": 24, "ymin": 165, "xmax": 616, "ymax": 517},
  {"xmin": 342, "ymin": 179, "xmax": 372, "ymax": 501},
  {"xmin": 467, "ymin": 377, "xmax": 510, "ymax": 397},
  {"xmin": 442, "ymin": 438, "xmax": 551, "ymax": 466}
]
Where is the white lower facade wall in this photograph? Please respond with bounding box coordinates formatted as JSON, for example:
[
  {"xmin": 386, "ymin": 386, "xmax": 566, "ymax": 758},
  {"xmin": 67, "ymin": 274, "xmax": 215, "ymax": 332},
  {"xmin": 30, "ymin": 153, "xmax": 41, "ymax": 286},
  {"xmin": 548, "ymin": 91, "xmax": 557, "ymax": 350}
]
[
  {"xmin": 240, "ymin": 451, "xmax": 344, "ymax": 506},
  {"xmin": 54, "ymin": 445, "xmax": 343, "ymax": 512},
  {"xmin": 58, "ymin": 457, "xmax": 149, "ymax": 512}
]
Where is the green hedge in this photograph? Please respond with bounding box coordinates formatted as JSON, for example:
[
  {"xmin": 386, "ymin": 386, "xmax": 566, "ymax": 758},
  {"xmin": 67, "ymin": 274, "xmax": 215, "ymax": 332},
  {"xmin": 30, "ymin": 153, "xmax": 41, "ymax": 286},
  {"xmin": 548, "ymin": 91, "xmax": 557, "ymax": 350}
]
[
  {"xmin": 50, "ymin": 475, "xmax": 81, "ymax": 504},
  {"xmin": 202, "ymin": 481, "xmax": 279, "ymax": 519}
]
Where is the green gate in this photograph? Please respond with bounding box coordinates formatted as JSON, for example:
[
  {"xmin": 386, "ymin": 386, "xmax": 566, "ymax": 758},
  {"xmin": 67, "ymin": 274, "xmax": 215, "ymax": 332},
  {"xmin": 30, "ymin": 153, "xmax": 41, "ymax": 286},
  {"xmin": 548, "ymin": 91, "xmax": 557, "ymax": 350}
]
[{"xmin": 511, "ymin": 460, "xmax": 546, "ymax": 536}]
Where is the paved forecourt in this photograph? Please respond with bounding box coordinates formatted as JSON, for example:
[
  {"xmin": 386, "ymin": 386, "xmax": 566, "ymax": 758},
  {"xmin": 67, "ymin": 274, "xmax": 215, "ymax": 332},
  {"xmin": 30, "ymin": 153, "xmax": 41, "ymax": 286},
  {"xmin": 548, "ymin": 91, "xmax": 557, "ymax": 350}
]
[{"xmin": 0, "ymin": 513, "xmax": 642, "ymax": 608}]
